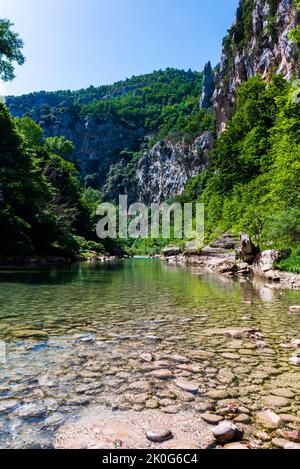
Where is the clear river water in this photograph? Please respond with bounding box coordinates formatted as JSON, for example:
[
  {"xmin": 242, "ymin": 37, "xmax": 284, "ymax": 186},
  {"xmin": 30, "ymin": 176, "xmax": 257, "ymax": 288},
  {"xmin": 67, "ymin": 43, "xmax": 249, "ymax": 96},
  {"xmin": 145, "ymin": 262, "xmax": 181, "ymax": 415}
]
[{"xmin": 0, "ymin": 259, "xmax": 300, "ymax": 448}]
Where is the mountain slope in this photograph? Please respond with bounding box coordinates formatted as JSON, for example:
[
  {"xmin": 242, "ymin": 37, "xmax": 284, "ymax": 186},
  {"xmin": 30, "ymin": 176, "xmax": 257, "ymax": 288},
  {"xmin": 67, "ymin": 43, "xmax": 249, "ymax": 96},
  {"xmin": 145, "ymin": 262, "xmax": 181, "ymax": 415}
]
[{"xmin": 6, "ymin": 69, "xmax": 204, "ymax": 189}]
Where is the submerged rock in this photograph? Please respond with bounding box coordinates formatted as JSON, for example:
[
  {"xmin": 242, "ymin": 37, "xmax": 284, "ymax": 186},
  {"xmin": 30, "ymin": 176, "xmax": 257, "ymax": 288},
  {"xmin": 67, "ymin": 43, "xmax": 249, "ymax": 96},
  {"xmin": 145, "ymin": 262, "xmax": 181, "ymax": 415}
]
[
  {"xmin": 148, "ymin": 369, "xmax": 174, "ymax": 380},
  {"xmin": 140, "ymin": 352, "xmax": 155, "ymax": 363},
  {"xmin": 213, "ymin": 421, "xmax": 243, "ymax": 444},
  {"xmin": 174, "ymin": 380, "xmax": 198, "ymax": 394},
  {"xmin": 223, "ymin": 442, "xmax": 249, "ymax": 450},
  {"xmin": 201, "ymin": 413, "xmax": 223, "ymax": 424},
  {"xmin": 256, "ymin": 410, "xmax": 283, "ymax": 429},
  {"xmin": 262, "ymin": 396, "xmax": 289, "ymax": 408},
  {"xmin": 289, "ymin": 306, "xmax": 300, "ymax": 313},
  {"xmin": 146, "ymin": 429, "xmax": 173, "ymax": 443},
  {"xmin": 289, "ymin": 356, "xmax": 300, "ymax": 366}
]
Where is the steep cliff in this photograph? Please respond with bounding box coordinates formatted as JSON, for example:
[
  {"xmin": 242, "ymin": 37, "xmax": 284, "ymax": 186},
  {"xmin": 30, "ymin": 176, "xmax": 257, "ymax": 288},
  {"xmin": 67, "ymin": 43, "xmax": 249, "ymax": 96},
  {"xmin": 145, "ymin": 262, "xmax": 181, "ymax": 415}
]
[
  {"xmin": 136, "ymin": 130, "xmax": 214, "ymax": 204},
  {"xmin": 213, "ymin": 0, "xmax": 299, "ymax": 132}
]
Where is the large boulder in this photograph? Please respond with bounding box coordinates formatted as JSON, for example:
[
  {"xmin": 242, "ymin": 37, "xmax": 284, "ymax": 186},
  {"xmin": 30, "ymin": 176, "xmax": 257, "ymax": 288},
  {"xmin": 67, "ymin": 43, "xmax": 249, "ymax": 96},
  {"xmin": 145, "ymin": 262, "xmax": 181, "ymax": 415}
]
[
  {"xmin": 162, "ymin": 246, "xmax": 182, "ymax": 258},
  {"xmin": 240, "ymin": 233, "xmax": 260, "ymax": 264},
  {"xmin": 253, "ymin": 250, "xmax": 289, "ymax": 273}
]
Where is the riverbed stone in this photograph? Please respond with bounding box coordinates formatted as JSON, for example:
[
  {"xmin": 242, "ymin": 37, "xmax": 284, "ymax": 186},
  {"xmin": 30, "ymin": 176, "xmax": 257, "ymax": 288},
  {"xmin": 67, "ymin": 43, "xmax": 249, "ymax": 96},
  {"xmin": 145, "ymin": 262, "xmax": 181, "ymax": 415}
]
[
  {"xmin": 289, "ymin": 306, "xmax": 300, "ymax": 313},
  {"xmin": 206, "ymin": 389, "xmax": 230, "ymax": 400},
  {"xmin": 148, "ymin": 369, "xmax": 174, "ymax": 380},
  {"xmin": 201, "ymin": 413, "xmax": 223, "ymax": 424},
  {"xmin": 127, "ymin": 381, "xmax": 150, "ymax": 392},
  {"xmin": 223, "ymin": 442, "xmax": 249, "ymax": 449},
  {"xmin": 234, "ymin": 414, "xmax": 250, "ymax": 424},
  {"xmin": 213, "ymin": 421, "xmax": 243, "ymax": 444},
  {"xmin": 284, "ymin": 442, "xmax": 300, "ymax": 449},
  {"xmin": 146, "ymin": 429, "xmax": 173, "ymax": 443},
  {"xmin": 0, "ymin": 399, "xmax": 19, "ymax": 414},
  {"xmin": 176, "ymin": 364, "xmax": 202, "ymax": 374},
  {"xmin": 279, "ymin": 414, "xmax": 300, "ymax": 423},
  {"xmin": 221, "ymin": 353, "xmax": 241, "ymax": 360},
  {"xmin": 271, "ymin": 388, "xmax": 294, "ymax": 399},
  {"xmin": 140, "ymin": 352, "xmax": 155, "ymax": 363},
  {"xmin": 256, "ymin": 410, "xmax": 283, "ymax": 429},
  {"xmin": 171, "ymin": 354, "xmax": 189, "ymax": 363},
  {"xmin": 174, "ymin": 380, "xmax": 198, "ymax": 394},
  {"xmin": 262, "ymin": 396, "xmax": 289, "ymax": 408},
  {"xmin": 290, "ymin": 356, "xmax": 300, "ymax": 366},
  {"xmin": 291, "ymin": 339, "xmax": 300, "ymax": 347},
  {"xmin": 217, "ymin": 368, "xmax": 235, "ymax": 384},
  {"xmin": 283, "ymin": 430, "xmax": 300, "ymax": 442},
  {"xmin": 272, "ymin": 438, "xmax": 290, "ymax": 449},
  {"xmin": 11, "ymin": 329, "xmax": 49, "ymax": 339},
  {"xmin": 17, "ymin": 403, "xmax": 47, "ymax": 420}
]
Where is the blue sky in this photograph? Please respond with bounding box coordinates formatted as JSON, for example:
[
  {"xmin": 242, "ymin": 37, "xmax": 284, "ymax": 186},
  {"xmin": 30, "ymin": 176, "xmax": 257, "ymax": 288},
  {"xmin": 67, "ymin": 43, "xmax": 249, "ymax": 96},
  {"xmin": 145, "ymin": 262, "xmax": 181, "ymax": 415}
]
[{"xmin": 1, "ymin": 0, "xmax": 238, "ymax": 96}]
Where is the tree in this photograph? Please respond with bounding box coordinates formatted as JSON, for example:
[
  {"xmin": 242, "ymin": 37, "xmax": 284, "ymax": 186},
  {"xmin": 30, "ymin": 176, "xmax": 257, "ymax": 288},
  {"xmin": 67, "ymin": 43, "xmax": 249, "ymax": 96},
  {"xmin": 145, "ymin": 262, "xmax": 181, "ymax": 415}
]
[
  {"xmin": 45, "ymin": 136, "xmax": 75, "ymax": 160},
  {"xmin": 15, "ymin": 116, "xmax": 44, "ymax": 147},
  {"xmin": 0, "ymin": 19, "xmax": 25, "ymax": 81}
]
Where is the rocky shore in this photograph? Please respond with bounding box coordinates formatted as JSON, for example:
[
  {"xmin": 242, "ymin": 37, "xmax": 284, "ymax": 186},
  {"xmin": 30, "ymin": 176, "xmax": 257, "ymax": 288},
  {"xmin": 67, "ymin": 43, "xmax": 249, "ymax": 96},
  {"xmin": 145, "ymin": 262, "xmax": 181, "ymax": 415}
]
[
  {"xmin": 161, "ymin": 235, "xmax": 300, "ymax": 290},
  {"xmin": 0, "ymin": 254, "xmax": 119, "ymax": 267}
]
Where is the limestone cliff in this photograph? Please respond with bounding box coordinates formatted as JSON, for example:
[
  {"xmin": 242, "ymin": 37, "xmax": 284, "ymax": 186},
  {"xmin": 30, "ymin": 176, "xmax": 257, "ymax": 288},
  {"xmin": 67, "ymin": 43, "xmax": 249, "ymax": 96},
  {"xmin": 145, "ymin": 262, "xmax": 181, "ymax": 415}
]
[
  {"xmin": 213, "ymin": 0, "xmax": 299, "ymax": 132},
  {"xmin": 136, "ymin": 131, "xmax": 214, "ymax": 204}
]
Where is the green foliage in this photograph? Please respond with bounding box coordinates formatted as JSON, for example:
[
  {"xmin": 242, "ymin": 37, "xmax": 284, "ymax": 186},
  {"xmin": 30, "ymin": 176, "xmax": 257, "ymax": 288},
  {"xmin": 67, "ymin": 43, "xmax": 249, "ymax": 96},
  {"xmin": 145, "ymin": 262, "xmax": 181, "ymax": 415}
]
[
  {"xmin": 289, "ymin": 1, "xmax": 300, "ymax": 43},
  {"xmin": 289, "ymin": 25, "xmax": 300, "ymax": 44},
  {"xmin": 45, "ymin": 136, "xmax": 75, "ymax": 160},
  {"xmin": 275, "ymin": 248, "xmax": 300, "ymax": 273},
  {"xmin": 0, "ymin": 103, "xmax": 51, "ymax": 255},
  {"xmin": 0, "ymin": 19, "xmax": 25, "ymax": 81},
  {"xmin": 14, "ymin": 116, "xmax": 44, "ymax": 147},
  {"xmin": 80, "ymin": 68, "xmax": 209, "ymax": 143}
]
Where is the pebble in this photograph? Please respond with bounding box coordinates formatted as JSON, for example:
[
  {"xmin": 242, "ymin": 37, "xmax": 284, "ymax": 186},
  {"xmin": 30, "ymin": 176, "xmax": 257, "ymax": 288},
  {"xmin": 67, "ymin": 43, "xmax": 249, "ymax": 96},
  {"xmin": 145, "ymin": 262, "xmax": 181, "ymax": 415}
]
[
  {"xmin": 290, "ymin": 356, "xmax": 300, "ymax": 366},
  {"xmin": 255, "ymin": 431, "xmax": 271, "ymax": 442},
  {"xmin": 221, "ymin": 353, "xmax": 241, "ymax": 360},
  {"xmin": 0, "ymin": 399, "xmax": 19, "ymax": 414},
  {"xmin": 17, "ymin": 403, "xmax": 46, "ymax": 420},
  {"xmin": 291, "ymin": 339, "xmax": 300, "ymax": 347},
  {"xmin": 284, "ymin": 442, "xmax": 300, "ymax": 449},
  {"xmin": 176, "ymin": 364, "xmax": 202, "ymax": 374},
  {"xmin": 272, "ymin": 438, "xmax": 290, "ymax": 449},
  {"xmin": 283, "ymin": 430, "xmax": 300, "ymax": 443},
  {"xmin": 140, "ymin": 352, "xmax": 155, "ymax": 363},
  {"xmin": 223, "ymin": 442, "xmax": 249, "ymax": 449},
  {"xmin": 256, "ymin": 410, "xmax": 283, "ymax": 429},
  {"xmin": 171, "ymin": 354, "xmax": 189, "ymax": 363},
  {"xmin": 234, "ymin": 414, "xmax": 250, "ymax": 424},
  {"xmin": 262, "ymin": 396, "xmax": 289, "ymax": 408},
  {"xmin": 213, "ymin": 421, "xmax": 243, "ymax": 444},
  {"xmin": 146, "ymin": 429, "xmax": 173, "ymax": 443},
  {"xmin": 201, "ymin": 413, "xmax": 223, "ymax": 424},
  {"xmin": 11, "ymin": 329, "xmax": 49, "ymax": 339},
  {"xmin": 174, "ymin": 380, "xmax": 198, "ymax": 394},
  {"xmin": 148, "ymin": 369, "xmax": 174, "ymax": 380},
  {"xmin": 289, "ymin": 306, "xmax": 300, "ymax": 313},
  {"xmin": 271, "ymin": 388, "xmax": 294, "ymax": 398},
  {"xmin": 279, "ymin": 414, "xmax": 300, "ymax": 423},
  {"xmin": 206, "ymin": 389, "xmax": 229, "ymax": 400}
]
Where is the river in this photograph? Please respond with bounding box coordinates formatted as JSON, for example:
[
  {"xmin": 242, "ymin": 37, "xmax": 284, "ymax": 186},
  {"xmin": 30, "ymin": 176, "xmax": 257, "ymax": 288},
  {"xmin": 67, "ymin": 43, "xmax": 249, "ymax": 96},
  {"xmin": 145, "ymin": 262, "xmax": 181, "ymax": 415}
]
[{"xmin": 0, "ymin": 259, "xmax": 300, "ymax": 448}]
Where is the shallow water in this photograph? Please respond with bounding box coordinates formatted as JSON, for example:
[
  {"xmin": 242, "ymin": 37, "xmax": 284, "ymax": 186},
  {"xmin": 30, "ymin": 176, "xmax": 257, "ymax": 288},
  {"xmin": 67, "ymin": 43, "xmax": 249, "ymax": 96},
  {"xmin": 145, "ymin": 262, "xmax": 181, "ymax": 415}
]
[{"xmin": 0, "ymin": 259, "xmax": 300, "ymax": 448}]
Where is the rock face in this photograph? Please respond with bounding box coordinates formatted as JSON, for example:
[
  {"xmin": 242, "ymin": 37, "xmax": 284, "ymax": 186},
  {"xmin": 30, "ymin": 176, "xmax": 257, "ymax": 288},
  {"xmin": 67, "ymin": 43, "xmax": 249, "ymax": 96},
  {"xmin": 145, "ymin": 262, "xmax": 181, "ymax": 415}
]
[
  {"xmin": 200, "ymin": 61, "xmax": 215, "ymax": 109},
  {"xmin": 136, "ymin": 130, "xmax": 214, "ymax": 203},
  {"xmin": 213, "ymin": 0, "xmax": 299, "ymax": 132}
]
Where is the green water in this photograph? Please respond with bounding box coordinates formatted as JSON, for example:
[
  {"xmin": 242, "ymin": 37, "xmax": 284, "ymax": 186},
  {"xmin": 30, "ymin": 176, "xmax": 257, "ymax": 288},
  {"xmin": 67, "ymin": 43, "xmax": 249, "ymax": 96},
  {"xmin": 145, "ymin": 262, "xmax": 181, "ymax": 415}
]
[{"xmin": 0, "ymin": 259, "xmax": 300, "ymax": 448}]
